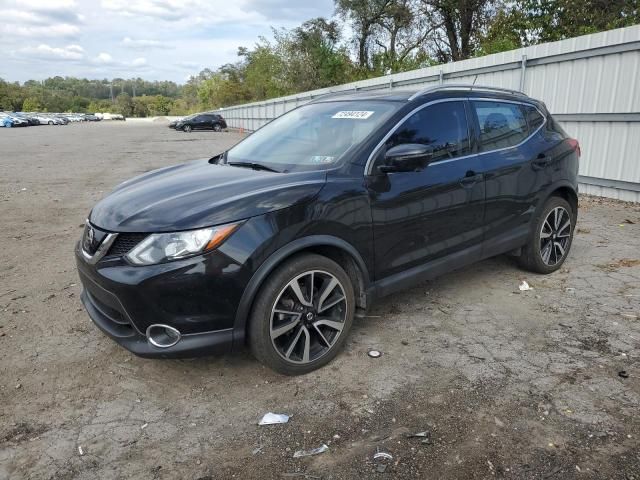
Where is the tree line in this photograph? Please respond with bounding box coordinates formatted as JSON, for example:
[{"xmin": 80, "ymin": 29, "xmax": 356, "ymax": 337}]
[{"xmin": 1, "ymin": 0, "xmax": 637, "ymax": 116}]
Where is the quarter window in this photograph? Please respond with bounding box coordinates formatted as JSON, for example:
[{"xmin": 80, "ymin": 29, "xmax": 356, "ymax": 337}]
[
  {"xmin": 384, "ymin": 101, "xmax": 470, "ymax": 163},
  {"xmin": 522, "ymin": 105, "xmax": 545, "ymax": 133},
  {"xmin": 472, "ymin": 101, "xmax": 527, "ymax": 151}
]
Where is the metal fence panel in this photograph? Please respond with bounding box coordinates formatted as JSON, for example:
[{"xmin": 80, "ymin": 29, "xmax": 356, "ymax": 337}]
[{"xmin": 217, "ymin": 25, "xmax": 640, "ymax": 201}]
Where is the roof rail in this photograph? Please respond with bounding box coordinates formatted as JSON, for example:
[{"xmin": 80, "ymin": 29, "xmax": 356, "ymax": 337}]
[{"xmin": 408, "ymin": 83, "xmax": 527, "ymax": 101}]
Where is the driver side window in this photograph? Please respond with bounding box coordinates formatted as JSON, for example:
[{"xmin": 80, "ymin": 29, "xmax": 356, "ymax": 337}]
[{"xmin": 384, "ymin": 101, "xmax": 470, "ymax": 163}]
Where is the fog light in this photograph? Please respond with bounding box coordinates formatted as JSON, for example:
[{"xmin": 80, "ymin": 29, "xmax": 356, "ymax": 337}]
[{"xmin": 146, "ymin": 324, "xmax": 181, "ymax": 348}]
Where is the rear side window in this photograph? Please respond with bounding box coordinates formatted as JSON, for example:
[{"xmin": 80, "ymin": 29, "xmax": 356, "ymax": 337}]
[
  {"xmin": 472, "ymin": 101, "xmax": 527, "ymax": 152},
  {"xmin": 385, "ymin": 101, "xmax": 470, "ymax": 162},
  {"xmin": 522, "ymin": 105, "xmax": 545, "ymax": 133}
]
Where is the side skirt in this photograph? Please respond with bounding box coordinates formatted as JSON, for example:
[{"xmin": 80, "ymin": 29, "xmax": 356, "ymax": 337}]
[{"xmin": 368, "ymin": 225, "xmax": 529, "ymax": 300}]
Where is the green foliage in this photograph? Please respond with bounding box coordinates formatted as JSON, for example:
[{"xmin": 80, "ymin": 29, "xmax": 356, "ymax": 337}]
[
  {"xmin": 22, "ymin": 97, "xmax": 42, "ymax": 112},
  {"xmin": 480, "ymin": 0, "xmax": 640, "ymax": 53}
]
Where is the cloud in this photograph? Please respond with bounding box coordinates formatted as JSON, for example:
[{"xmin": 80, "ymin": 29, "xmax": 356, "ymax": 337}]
[
  {"xmin": 243, "ymin": 0, "xmax": 333, "ymax": 21},
  {"xmin": 101, "ymin": 0, "xmax": 190, "ymax": 21},
  {"xmin": 175, "ymin": 61, "xmax": 201, "ymax": 70},
  {"xmin": 100, "ymin": 0, "xmax": 262, "ymax": 25},
  {"xmin": 93, "ymin": 52, "xmax": 114, "ymax": 64},
  {"xmin": 1, "ymin": 23, "xmax": 80, "ymax": 38},
  {"xmin": 0, "ymin": 0, "xmax": 82, "ymax": 38},
  {"xmin": 121, "ymin": 37, "xmax": 170, "ymax": 49},
  {"xmin": 130, "ymin": 57, "xmax": 147, "ymax": 67},
  {"xmin": 18, "ymin": 44, "xmax": 85, "ymax": 61}
]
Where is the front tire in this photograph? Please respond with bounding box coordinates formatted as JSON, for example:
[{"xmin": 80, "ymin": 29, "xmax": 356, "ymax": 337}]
[
  {"xmin": 182, "ymin": 124, "xmax": 192, "ymax": 132},
  {"xmin": 248, "ymin": 254, "xmax": 355, "ymax": 375},
  {"xmin": 518, "ymin": 196, "xmax": 575, "ymax": 274}
]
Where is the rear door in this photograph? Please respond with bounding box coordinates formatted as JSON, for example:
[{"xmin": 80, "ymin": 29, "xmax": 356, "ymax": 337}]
[
  {"xmin": 367, "ymin": 100, "xmax": 486, "ymax": 280},
  {"xmin": 470, "ymin": 99, "xmax": 551, "ymax": 254},
  {"xmin": 193, "ymin": 115, "xmax": 207, "ymax": 130}
]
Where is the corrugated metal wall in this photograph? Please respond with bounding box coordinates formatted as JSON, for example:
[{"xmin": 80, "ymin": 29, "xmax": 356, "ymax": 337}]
[{"xmin": 218, "ymin": 25, "xmax": 640, "ymax": 202}]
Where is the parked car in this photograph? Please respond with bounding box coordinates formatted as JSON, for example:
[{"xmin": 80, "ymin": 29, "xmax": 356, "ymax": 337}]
[
  {"xmin": 176, "ymin": 113, "xmax": 226, "ymax": 132},
  {"xmin": 76, "ymin": 85, "xmax": 580, "ymax": 375},
  {"xmin": 5, "ymin": 113, "xmax": 29, "ymax": 127},
  {"xmin": 0, "ymin": 112, "xmax": 14, "ymax": 127},
  {"xmin": 14, "ymin": 112, "xmax": 40, "ymax": 126},
  {"xmin": 168, "ymin": 117, "xmax": 183, "ymax": 129}
]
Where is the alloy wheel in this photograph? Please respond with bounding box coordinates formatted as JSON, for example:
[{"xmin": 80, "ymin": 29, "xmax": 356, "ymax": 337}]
[
  {"xmin": 270, "ymin": 270, "xmax": 347, "ymax": 364},
  {"xmin": 540, "ymin": 206, "xmax": 571, "ymax": 266}
]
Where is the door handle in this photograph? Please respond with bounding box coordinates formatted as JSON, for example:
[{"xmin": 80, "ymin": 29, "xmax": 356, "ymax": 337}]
[{"xmin": 460, "ymin": 171, "xmax": 483, "ymax": 187}]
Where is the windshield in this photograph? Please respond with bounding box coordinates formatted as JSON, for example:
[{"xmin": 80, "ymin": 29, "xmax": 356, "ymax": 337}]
[{"xmin": 225, "ymin": 100, "xmax": 399, "ymax": 172}]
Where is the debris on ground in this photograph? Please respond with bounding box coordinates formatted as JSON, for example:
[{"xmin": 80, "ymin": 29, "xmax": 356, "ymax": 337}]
[
  {"xmin": 373, "ymin": 450, "xmax": 393, "ymax": 461},
  {"xmin": 368, "ymin": 350, "xmax": 382, "ymax": 358},
  {"xmin": 282, "ymin": 473, "xmax": 321, "ymax": 479},
  {"xmin": 78, "ymin": 446, "xmax": 84, "ymax": 456},
  {"xmin": 259, "ymin": 412, "xmax": 290, "ymax": 425},
  {"xmin": 519, "ymin": 280, "xmax": 532, "ymax": 291},
  {"xmin": 618, "ymin": 370, "xmax": 630, "ymax": 379},
  {"xmin": 293, "ymin": 444, "xmax": 328, "ymax": 458},
  {"xmin": 252, "ymin": 446, "xmax": 263, "ymax": 455},
  {"xmin": 623, "ymin": 218, "xmax": 635, "ymax": 224},
  {"xmin": 406, "ymin": 431, "xmax": 429, "ymax": 438}
]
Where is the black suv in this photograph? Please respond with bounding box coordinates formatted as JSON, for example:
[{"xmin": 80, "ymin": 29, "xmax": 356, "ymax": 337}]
[
  {"xmin": 175, "ymin": 113, "xmax": 227, "ymax": 132},
  {"xmin": 76, "ymin": 85, "xmax": 580, "ymax": 375}
]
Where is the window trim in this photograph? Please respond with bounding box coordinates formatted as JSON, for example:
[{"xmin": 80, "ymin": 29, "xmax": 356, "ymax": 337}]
[{"xmin": 365, "ymin": 97, "xmax": 547, "ymax": 175}]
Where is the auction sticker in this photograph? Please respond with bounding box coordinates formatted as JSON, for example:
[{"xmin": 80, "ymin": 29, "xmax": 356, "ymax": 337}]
[{"xmin": 332, "ymin": 111, "xmax": 374, "ymax": 120}]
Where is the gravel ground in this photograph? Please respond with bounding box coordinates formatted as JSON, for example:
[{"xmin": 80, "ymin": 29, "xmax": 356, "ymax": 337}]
[{"xmin": 1, "ymin": 122, "xmax": 639, "ymax": 480}]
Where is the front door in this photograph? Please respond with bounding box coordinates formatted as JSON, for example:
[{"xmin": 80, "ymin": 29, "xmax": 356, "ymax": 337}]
[{"xmin": 367, "ymin": 100, "xmax": 486, "ymax": 281}]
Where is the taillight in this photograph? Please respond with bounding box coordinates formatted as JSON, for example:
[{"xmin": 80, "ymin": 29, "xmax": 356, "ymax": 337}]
[{"xmin": 567, "ymin": 138, "xmax": 581, "ymax": 157}]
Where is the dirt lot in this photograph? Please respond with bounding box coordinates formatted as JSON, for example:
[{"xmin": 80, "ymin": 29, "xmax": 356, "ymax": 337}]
[{"xmin": 1, "ymin": 122, "xmax": 639, "ymax": 480}]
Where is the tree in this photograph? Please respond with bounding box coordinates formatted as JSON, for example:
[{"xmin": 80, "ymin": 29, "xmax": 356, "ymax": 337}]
[
  {"xmin": 336, "ymin": 0, "xmax": 394, "ymax": 68},
  {"xmin": 490, "ymin": 0, "xmax": 640, "ymax": 47},
  {"xmin": 420, "ymin": 0, "xmax": 497, "ymax": 62},
  {"xmin": 115, "ymin": 92, "xmax": 134, "ymax": 116},
  {"xmin": 22, "ymin": 97, "xmax": 42, "ymax": 112}
]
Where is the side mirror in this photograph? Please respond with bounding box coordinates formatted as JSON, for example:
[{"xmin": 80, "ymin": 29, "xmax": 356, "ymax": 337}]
[{"xmin": 378, "ymin": 143, "xmax": 433, "ymax": 173}]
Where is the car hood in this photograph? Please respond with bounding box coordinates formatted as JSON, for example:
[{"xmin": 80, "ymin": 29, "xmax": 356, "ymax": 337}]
[{"xmin": 89, "ymin": 159, "xmax": 327, "ymax": 232}]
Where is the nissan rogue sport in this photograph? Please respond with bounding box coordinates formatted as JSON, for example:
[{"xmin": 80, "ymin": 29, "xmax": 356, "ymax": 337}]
[{"xmin": 76, "ymin": 84, "xmax": 580, "ymax": 375}]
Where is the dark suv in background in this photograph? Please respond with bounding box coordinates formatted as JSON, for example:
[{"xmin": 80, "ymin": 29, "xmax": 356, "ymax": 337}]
[
  {"xmin": 76, "ymin": 84, "xmax": 580, "ymax": 375},
  {"xmin": 174, "ymin": 113, "xmax": 227, "ymax": 132}
]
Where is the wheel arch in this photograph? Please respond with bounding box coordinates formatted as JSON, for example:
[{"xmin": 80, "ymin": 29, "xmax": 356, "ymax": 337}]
[
  {"xmin": 233, "ymin": 235, "xmax": 371, "ymax": 348},
  {"xmin": 546, "ymin": 182, "xmax": 578, "ymax": 220}
]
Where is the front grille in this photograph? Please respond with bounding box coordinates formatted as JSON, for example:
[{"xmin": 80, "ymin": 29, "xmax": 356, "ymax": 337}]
[{"xmin": 106, "ymin": 233, "xmax": 148, "ymax": 257}]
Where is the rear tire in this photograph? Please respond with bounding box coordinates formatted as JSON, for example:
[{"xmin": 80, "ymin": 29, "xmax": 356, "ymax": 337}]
[
  {"xmin": 248, "ymin": 254, "xmax": 355, "ymax": 375},
  {"xmin": 518, "ymin": 196, "xmax": 575, "ymax": 274},
  {"xmin": 213, "ymin": 123, "xmax": 222, "ymax": 132}
]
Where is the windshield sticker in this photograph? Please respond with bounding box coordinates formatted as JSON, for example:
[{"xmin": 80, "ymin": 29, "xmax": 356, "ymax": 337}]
[
  {"xmin": 310, "ymin": 155, "xmax": 336, "ymax": 164},
  {"xmin": 332, "ymin": 111, "xmax": 374, "ymax": 120}
]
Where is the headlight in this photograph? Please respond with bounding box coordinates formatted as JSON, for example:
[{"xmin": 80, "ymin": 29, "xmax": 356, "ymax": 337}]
[{"xmin": 125, "ymin": 223, "xmax": 240, "ymax": 266}]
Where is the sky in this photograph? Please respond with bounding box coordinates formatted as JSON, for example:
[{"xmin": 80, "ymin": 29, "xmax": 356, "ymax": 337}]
[{"xmin": 0, "ymin": 0, "xmax": 335, "ymax": 84}]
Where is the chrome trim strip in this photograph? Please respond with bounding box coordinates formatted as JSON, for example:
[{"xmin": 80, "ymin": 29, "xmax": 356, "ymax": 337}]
[
  {"xmin": 146, "ymin": 324, "xmax": 182, "ymax": 348},
  {"xmin": 81, "ymin": 220, "xmax": 118, "ymax": 265},
  {"xmin": 365, "ymin": 97, "xmax": 547, "ymax": 175}
]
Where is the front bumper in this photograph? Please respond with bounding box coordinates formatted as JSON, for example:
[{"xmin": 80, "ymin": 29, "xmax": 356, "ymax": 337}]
[{"xmin": 75, "ymin": 240, "xmax": 246, "ymax": 358}]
